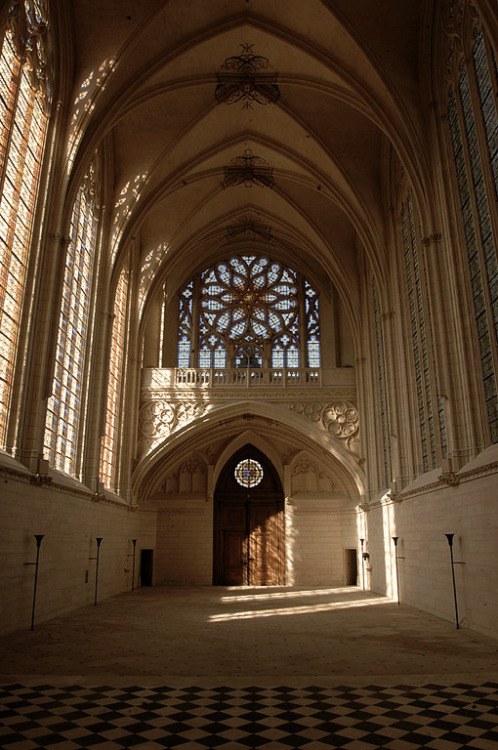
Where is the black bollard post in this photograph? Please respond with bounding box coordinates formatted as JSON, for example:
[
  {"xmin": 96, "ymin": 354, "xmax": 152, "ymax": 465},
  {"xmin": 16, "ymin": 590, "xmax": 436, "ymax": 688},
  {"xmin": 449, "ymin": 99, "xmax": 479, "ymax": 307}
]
[
  {"xmin": 392, "ymin": 537, "xmax": 400, "ymax": 605},
  {"xmin": 131, "ymin": 539, "xmax": 137, "ymax": 591},
  {"xmin": 359, "ymin": 538, "xmax": 365, "ymax": 590},
  {"xmin": 94, "ymin": 537, "xmax": 103, "ymax": 606},
  {"xmin": 30, "ymin": 534, "xmax": 45, "ymax": 631},
  {"xmin": 445, "ymin": 533, "xmax": 460, "ymax": 629}
]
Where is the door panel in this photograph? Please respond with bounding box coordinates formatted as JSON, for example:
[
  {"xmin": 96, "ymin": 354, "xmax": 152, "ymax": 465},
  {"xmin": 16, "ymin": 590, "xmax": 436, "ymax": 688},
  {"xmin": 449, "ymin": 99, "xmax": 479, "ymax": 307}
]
[
  {"xmin": 249, "ymin": 503, "xmax": 284, "ymax": 585},
  {"xmin": 223, "ymin": 504, "xmax": 246, "ymax": 529},
  {"xmin": 213, "ymin": 447, "xmax": 285, "ymax": 586},
  {"xmin": 223, "ymin": 530, "xmax": 246, "ymax": 585},
  {"xmin": 215, "ymin": 499, "xmax": 284, "ymax": 585}
]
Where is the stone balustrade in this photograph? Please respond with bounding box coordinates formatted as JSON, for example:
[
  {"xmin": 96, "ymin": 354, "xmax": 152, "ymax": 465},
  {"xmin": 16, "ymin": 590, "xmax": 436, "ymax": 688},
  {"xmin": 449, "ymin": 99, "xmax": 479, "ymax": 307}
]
[{"xmin": 142, "ymin": 366, "xmax": 355, "ymax": 389}]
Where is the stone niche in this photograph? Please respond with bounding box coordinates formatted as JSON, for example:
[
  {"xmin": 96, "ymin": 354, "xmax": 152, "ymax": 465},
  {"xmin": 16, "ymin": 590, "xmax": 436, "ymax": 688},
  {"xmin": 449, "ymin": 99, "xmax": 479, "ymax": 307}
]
[
  {"xmin": 162, "ymin": 457, "xmax": 207, "ymax": 496},
  {"xmin": 291, "ymin": 454, "xmax": 341, "ymax": 497}
]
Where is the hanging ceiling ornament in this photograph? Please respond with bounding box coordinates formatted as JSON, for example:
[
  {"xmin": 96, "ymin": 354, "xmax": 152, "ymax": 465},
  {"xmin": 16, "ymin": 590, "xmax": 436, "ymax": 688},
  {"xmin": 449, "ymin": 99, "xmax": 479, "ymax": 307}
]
[
  {"xmin": 226, "ymin": 212, "xmax": 273, "ymax": 240},
  {"xmin": 215, "ymin": 43, "xmax": 280, "ymax": 109},
  {"xmin": 223, "ymin": 149, "xmax": 275, "ymax": 188}
]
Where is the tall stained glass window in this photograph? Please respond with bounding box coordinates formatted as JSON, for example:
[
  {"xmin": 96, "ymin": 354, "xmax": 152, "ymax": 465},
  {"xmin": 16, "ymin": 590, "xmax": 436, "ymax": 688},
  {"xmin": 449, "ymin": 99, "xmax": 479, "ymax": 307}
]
[
  {"xmin": 44, "ymin": 169, "xmax": 99, "ymax": 475},
  {"xmin": 371, "ymin": 276, "xmax": 391, "ymax": 488},
  {"xmin": 177, "ymin": 255, "xmax": 321, "ymax": 369},
  {"xmin": 446, "ymin": 11, "xmax": 498, "ymax": 444},
  {"xmin": 0, "ymin": 3, "xmax": 49, "ymax": 448},
  {"xmin": 100, "ymin": 266, "xmax": 129, "ymax": 490},
  {"xmin": 401, "ymin": 192, "xmax": 437, "ymax": 471}
]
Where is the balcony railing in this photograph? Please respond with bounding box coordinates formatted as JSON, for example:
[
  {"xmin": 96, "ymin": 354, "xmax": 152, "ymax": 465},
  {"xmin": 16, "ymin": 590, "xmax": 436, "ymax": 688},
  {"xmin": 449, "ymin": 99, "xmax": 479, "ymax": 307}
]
[
  {"xmin": 142, "ymin": 367, "xmax": 356, "ymax": 390},
  {"xmin": 173, "ymin": 367, "xmax": 322, "ymax": 387}
]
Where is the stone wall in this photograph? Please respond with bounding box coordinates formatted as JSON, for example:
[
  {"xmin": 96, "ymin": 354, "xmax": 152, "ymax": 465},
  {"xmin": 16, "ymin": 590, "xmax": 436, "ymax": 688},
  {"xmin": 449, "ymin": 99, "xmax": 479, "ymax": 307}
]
[
  {"xmin": 365, "ymin": 447, "xmax": 498, "ymax": 639},
  {"xmin": 286, "ymin": 499, "xmax": 359, "ymax": 585},
  {"xmin": 154, "ymin": 498, "xmax": 213, "ymax": 585},
  {"xmin": 0, "ymin": 461, "xmax": 156, "ymax": 634}
]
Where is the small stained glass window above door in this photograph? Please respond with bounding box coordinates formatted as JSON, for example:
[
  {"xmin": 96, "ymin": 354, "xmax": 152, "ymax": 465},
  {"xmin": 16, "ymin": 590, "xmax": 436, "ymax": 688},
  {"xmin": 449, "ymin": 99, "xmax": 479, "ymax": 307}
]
[{"xmin": 234, "ymin": 458, "xmax": 264, "ymax": 488}]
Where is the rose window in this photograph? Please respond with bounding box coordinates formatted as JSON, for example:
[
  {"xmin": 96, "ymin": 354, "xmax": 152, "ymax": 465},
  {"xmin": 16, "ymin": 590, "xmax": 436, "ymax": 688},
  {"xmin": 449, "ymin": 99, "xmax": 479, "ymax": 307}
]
[
  {"xmin": 234, "ymin": 458, "xmax": 264, "ymax": 488},
  {"xmin": 177, "ymin": 254, "xmax": 321, "ymax": 369}
]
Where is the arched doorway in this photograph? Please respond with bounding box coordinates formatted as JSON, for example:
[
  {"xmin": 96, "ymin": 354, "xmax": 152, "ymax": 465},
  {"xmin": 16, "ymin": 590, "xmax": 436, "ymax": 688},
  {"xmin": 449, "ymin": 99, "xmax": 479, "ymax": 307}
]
[{"xmin": 213, "ymin": 444, "xmax": 285, "ymax": 585}]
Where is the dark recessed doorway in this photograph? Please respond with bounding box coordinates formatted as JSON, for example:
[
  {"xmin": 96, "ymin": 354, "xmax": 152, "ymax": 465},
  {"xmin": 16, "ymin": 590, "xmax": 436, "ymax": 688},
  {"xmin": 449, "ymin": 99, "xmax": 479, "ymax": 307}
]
[{"xmin": 213, "ymin": 444, "xmax": 285, "ymax": 586}]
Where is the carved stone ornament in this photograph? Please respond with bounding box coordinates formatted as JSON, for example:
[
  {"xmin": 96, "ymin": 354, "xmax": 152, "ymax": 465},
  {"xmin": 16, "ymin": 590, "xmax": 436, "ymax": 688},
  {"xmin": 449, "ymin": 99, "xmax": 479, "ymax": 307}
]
[
  {"xmin": 292, "ymin": 456, "xmax": 316, "ymax": 475},
  {"xmin": 289, "ymin": 400, "xmax": 360, "ymax": 454},
  {"xmin": 138, "ymin": 400, "xmax": 208, "ymax": 454},
  {"xmin": 289, "ymin": 402, "xmax": 323, "ymax": 422},
  {"xmin": 291, "ymin": 456, "xmax": 337, "ymax": 494},
  {"xmin": 215, "ymin": 43, "xmax": 280, "ymax": 109},
  {"xmin": 322, "ymin": 401, "xmax": 359, "ymax": 439}
]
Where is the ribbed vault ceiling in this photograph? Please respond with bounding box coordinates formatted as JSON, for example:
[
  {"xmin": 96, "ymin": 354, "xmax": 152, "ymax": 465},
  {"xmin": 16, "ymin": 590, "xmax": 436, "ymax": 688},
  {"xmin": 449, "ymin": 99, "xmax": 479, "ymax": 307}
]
[{"xmin": 69, "ymin": 0, "xmax": 425, "ymax": 332}]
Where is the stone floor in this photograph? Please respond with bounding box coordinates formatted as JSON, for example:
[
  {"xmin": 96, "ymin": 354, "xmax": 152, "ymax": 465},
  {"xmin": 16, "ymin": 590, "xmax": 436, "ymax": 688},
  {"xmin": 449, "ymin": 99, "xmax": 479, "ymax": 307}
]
[{"xmin": 1, "ymin": 586, "xmax": 498, "ymax": 749}]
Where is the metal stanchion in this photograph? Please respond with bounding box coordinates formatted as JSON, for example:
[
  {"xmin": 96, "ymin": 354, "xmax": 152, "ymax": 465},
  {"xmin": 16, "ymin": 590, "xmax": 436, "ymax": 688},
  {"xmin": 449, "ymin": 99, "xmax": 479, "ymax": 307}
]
[
  {"xmin": 131, "ymin": 539, "xmax": 137, "ymax": 591},
  {"xmin": 26, "ymin": 535, "xmax": 45, "ymax": 631},
  {"xmin": 93, "ymin": 537, "xmax": 103, "ymax": 606},
  {"xmin": 392, "ymin": 536, "xmax": 400, "ymax": 605},
  {"xmin": 445, "ymin": 533, "xmax": 460, "ymax": 629},
  {"xmin": 360, "ymin": 538, "xmax": 365, "ymax": 590}
]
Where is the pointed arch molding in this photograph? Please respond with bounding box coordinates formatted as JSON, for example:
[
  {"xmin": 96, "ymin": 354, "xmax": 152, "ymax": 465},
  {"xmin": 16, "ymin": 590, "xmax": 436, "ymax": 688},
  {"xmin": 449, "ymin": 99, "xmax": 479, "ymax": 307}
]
[{"xmin": 133, "ymin": 400, "xmax": 364, "ymax": 503}]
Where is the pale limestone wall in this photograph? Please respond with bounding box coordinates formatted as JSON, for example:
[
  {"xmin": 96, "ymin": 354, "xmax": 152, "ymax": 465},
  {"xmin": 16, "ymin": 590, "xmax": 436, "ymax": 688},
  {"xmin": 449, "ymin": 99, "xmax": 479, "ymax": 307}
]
[
  {"xmin": 365, "ymin": 456, "xmax": 498, "ymax": 639},
  {"xmin": 151, "ymin": 494, "xmax": 359, "ymax": 587},
  {"xmin": 154, "ymin": 498, "xmax": 213, "ymax": 585},
  {"xmin": 0, "ymin": 470, "xmax": 156, "ymax": 635},
  {"xmin": 285, "ymin": 499, "xmax": 358, "ymax": 586}
]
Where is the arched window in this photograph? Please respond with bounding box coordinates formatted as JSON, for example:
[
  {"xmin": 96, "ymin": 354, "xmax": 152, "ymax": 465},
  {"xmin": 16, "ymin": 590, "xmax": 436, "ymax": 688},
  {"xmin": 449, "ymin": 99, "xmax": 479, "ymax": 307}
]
[
  {"xmin": 0, "ymin": 1, "xmax": 49, "ymax": 449},
  {"xmin": 401, "ymin": 191, "xmax": 437, "ymax": 470},
  {"xmin": 44, "ymin": 166, "xmax": 99, "ymax": 476},
  {"xmin": 445, "ymin": 11, "xmax": 498, "ymax": 444},
  {"xmin": 371, "ymin": 275, "xmax": 391, "ymax": 488},
  {"xmin": 100, "ymin": 265, "xmax": 130, "ymax": 490},
  {"xmin": 177, "ymin": 255, "xmax": 321, "ymax": 369}
]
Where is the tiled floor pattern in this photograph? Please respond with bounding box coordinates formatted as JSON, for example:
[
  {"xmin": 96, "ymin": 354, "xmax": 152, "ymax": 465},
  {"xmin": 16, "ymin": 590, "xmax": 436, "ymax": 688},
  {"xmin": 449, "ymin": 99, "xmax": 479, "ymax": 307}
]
[
  {"xmin": 1, "ymin": 681, "xmax": 498, "ymax": 750},
  {"xmin": 2, "ymin": 588, "xmax": 498, "ymax": 748},
  {"xmin": 2, "ymin": 587, "xmax": 498, "ymax": 678}
]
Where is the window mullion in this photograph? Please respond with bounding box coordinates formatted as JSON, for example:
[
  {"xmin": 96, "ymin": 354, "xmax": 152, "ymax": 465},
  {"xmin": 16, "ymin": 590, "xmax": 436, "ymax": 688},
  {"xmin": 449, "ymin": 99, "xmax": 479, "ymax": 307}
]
[
  {"xmin": 191, "ymin": 275, "xmax": 201, "ymax": 367},
  {"xmin": 0, "ymin": 50, "xmax": 22, "ymax": 201}
]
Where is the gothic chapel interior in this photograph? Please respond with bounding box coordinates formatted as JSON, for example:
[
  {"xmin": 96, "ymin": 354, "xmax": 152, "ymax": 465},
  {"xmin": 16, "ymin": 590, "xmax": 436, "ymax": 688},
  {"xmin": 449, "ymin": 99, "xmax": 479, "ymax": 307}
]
[{"xmin": 0, "ymin": 0, "xmax": 497, "ymax": 638}]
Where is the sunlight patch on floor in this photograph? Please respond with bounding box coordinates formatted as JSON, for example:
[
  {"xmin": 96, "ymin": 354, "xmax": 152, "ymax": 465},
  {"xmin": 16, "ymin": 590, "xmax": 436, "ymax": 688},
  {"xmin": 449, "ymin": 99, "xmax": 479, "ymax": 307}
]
[
  {"xmin": 209, "ymin": 594, "xmax": 387, "ymax": 622},
  {"xmin": 220, "ymin": 586, "xmax": 366, "ymax": 602}
]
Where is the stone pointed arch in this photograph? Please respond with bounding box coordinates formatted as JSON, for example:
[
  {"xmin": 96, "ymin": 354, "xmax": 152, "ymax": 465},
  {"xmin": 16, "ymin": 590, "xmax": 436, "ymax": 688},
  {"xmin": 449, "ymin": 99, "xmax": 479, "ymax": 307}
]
[
  {"xmin": 213, "ymin": 428, "xmax": 285, "ymax": 489},
  {"xmin": 133, "ymin": 400, "xmax": 364, "ymax": 504}
]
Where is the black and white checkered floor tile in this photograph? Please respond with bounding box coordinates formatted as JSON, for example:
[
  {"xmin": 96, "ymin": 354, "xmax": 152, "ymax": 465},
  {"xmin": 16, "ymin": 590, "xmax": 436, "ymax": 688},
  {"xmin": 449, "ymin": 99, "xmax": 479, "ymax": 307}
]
[{"xmin": 1, "ymin": 682, "xmax": 497, "ymax": 749}]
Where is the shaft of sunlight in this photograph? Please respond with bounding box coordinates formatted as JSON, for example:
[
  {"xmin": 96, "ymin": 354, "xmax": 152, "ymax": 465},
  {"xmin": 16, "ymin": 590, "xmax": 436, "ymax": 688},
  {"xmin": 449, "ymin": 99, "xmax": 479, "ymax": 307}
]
[
  {"xmin": 209, "ymin": 594, "xmax": 387, "ymax": 622},
  {"xmin": 221, "ymin": 586, "xmax": 360, "ymax": 602}
]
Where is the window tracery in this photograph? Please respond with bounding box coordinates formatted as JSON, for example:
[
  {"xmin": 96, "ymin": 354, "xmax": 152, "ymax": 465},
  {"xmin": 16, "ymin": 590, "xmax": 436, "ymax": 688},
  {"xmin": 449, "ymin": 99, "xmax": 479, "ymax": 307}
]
[
  {"xmin": 371, "ymin": 277, "xmax": 391, "ymax": 487},
  {"xmin": 44, "ymin": 167, "xmax": 99, "ymax": 475},
  {"xmin": 401, "ymin": 192, "xmax": 437, "ymax": 471},
  {"xmin": 0, "ymin": 0, "xmax": 49, "ymax": 449},
  {"xmin": 445, "ymin": 6, "xmax": 498, "ymax": 444},
  {"xmin": 234, "ymin": 458, "xmax": 264, "ymax": 488},
  {"xmin": 177, "ymin": 255, "xmax": 320, "ymax": 370},
  {"xmin": 100, "ymin": 266, "xmax": 129, "ymax": 490}
]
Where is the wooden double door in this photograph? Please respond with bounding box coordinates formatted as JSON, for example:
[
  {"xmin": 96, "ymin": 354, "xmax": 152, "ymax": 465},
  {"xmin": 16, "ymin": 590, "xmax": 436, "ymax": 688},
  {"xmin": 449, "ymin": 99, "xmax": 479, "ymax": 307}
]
[
  {"xmin": 213, "ymin": 445, "xmax": 285, "ymax": 586},
  {"xmin": 215, "ymin": 496, "xmax": 285, "ymax": 585}
]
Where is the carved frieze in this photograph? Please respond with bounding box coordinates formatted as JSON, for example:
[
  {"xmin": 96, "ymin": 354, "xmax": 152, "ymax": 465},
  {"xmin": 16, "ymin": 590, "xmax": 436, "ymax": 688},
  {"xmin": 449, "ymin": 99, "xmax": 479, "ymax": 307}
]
[
  {"xmin": 139, "ymin": 399, "xmax": 208, "ymax": 453},
  {"xmin": 290, "ymin": 400, "xmax": 360, "ymax": 454},
  {"xmin": 291, "ymin": 456, "xmax": 336, "ymax": 494},
  {"xmin": 139, "ymin": 380, "xmax": 358, "ymax": 457}
]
